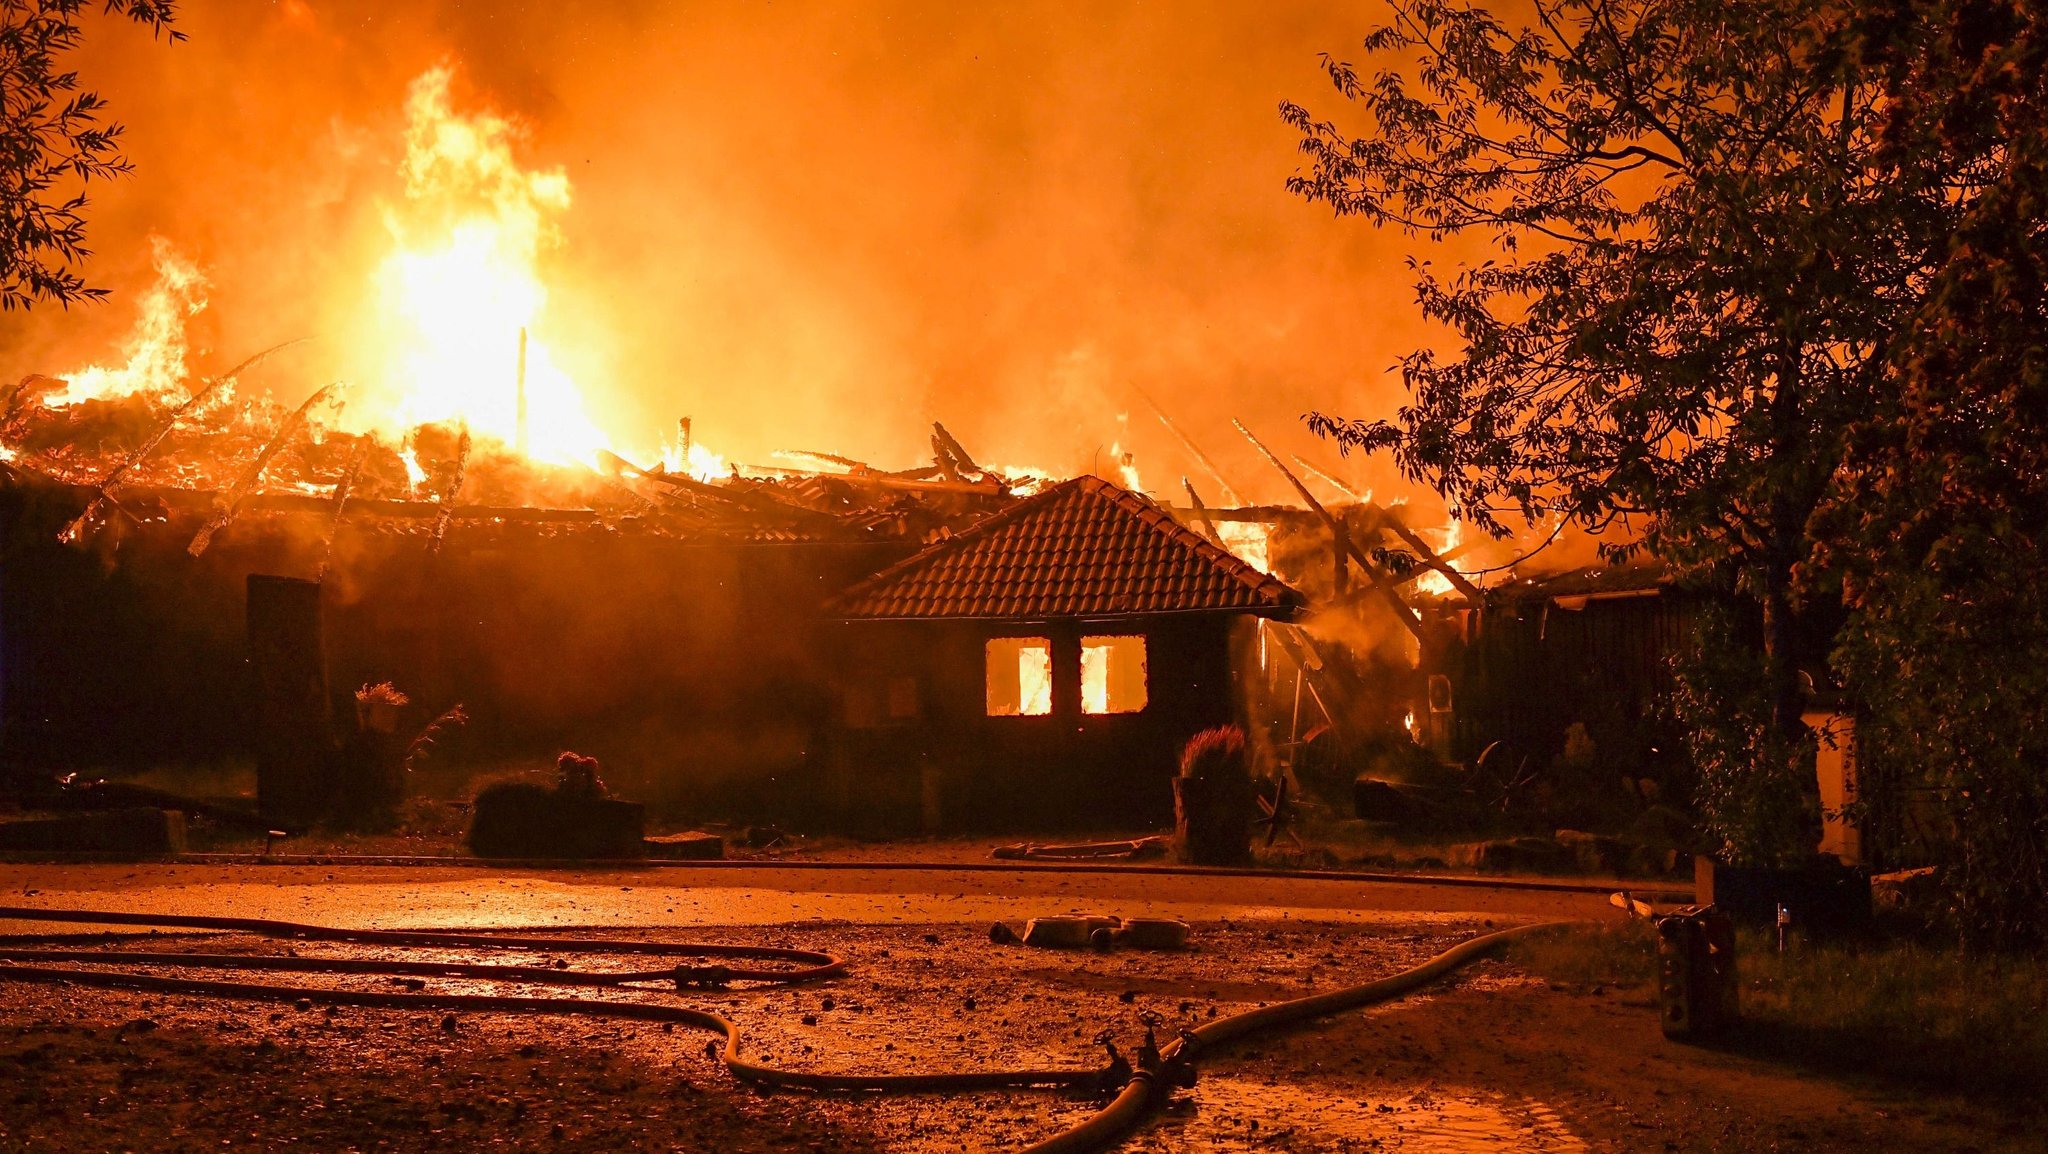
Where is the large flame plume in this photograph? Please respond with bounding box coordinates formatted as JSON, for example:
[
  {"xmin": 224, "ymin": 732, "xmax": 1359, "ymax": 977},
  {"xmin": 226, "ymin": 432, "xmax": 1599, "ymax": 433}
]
[{"xmin": 360, "ymin": 66, "xmax": 606, "ymax": 465}]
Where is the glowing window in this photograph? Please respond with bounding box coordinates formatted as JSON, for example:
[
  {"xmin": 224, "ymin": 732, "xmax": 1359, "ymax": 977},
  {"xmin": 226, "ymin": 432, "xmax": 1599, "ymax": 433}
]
[
  {"xmin": 1081, "ymin": 635, "xmax": 1148, "ymax": 714},
  {"xmin": 985, "ymin": 637, "xmax": 1053, "ymax": 716}
]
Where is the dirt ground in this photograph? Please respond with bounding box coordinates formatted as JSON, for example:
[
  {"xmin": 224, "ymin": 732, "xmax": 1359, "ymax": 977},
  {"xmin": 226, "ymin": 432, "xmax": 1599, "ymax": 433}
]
[{"xmin": 1, "ymin": 918, "xmax": 2036, "ymax": 1153}]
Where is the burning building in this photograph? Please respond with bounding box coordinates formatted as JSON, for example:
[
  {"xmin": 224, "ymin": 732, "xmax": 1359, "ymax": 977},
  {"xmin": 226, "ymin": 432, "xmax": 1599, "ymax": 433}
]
[{"xmin": 0, "ymin": 42, "xmax": 1669, "ymax": 839}]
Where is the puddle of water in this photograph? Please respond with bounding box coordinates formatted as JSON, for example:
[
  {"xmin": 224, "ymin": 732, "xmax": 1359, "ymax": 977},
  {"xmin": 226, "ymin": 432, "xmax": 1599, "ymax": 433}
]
[{"xmin": 1140, "ymin": 1074, "xmax": 1589, "ymax": 1153}]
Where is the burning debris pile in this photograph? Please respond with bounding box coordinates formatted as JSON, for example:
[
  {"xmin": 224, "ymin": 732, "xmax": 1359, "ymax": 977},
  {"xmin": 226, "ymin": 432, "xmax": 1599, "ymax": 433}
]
[{"xmin": 0, "ymin": 350, "xmax": 1057, "ymax": 557}]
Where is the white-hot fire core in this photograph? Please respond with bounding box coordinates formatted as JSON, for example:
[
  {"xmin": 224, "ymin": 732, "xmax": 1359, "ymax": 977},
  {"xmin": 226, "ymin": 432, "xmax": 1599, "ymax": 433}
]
[{"xmin": 361, "ymin": 66, "xmax": 607, "ymax": 465}]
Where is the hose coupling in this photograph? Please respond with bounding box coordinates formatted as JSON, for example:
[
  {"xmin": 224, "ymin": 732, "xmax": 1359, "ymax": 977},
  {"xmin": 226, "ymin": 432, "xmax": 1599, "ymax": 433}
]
[{"xmin": 1092, "ymin": 1030, "xmax": 1131, "ymax": 1094}]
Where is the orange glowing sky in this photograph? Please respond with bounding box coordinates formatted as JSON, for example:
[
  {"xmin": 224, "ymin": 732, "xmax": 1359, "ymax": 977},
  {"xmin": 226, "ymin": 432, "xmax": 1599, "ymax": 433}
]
[{"xmin": 0, "ymin": 1, "xmax": 1465, "ymax": 505}]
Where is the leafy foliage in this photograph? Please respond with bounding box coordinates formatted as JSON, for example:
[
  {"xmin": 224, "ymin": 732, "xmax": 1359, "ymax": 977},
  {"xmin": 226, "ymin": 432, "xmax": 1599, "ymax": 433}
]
[
  {"xmin": 0, "ymin": 0, "xmax": 181, "ymax": 310},
  {"xmin": 1278, "ymin": 3, "xmax": 2048, "ymax": 925},
  {"xmin": 1822, "ymin": 0, "xmax": 2048, "ymax": 947},
  {"xmin": 1279, "ymin": 1, "xmax": 1959, "ymax": 742},
  {"xmin": 1668, "ymin": 605, "xmax": 1819, "ymax": 867}
]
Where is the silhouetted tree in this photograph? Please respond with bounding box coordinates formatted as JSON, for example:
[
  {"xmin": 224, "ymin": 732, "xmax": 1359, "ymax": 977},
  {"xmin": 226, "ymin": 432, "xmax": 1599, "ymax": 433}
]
[
  {"xmin": 1281, "ymin": 0, "xmax": 1962, "ymax": 863},
  {"xmin": 0, "ymin": 1, "xmax": 181, "ymax": 310},
  {"xmin": 1825, "ymin": 0, "xmax": 2048, "ymax": 947}
]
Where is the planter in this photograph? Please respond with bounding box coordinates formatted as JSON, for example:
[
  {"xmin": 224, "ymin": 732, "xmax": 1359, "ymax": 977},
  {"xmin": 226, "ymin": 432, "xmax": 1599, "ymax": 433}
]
[
  {"xmin": 469, "ymin": 784, "xmax": 646, "ymax": 859},
  {"xmin": 1174, "ymin": 774, "xmax": 1253, "ymax": 866},
  {"xmin": 355, "ymin": 699, "xmax": 405, "ymax": 734}
]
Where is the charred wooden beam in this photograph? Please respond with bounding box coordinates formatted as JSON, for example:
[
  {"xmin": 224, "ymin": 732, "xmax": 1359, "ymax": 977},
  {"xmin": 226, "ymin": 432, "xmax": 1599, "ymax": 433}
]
[
  {"xmin": 427, "ymin": 426, "xmax": 472, "ymax": 554},
  {"xmin": 1289, "ymin": 452, "xmax": 1365, "ymax": 502},
  {"xmin": 1129, "ymin": 383, "xmax": 1247, "ymax": 504},
  {"xmin": 189, "ymin": 383, "xmax": 340, "ymax": 558},
  {"xmin": 59, "ymin": 338, "xmax": 306, "ymax": 546},
  {"xmin": 828, "ymin": 472, "xmax": 1006, "ymax": 497},
  {"xmin": 1181, "ymin": 477, "xmax": 1226, "ymax": 545},
  {"xmin": 1161, "ymin": 503, "xmax": 1318, "ymax": 524},
  {"xmin": 1370, "ymin": 502, "xmax": 1485, "ymax": 602},
  {"xmin": 931, "ymin": 421, "xmax": 983, "ymax": 475},
  {"xmin": 315, "ymin": 440, "xmax": 370, "ymax": 582},
  {"xmin": 1232, "ymin": 419, "xmax": 1425, "ymax": 640}
]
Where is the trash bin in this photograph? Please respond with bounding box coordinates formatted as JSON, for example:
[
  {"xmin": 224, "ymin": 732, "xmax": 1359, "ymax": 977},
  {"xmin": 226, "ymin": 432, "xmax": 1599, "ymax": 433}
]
[{"xmin": 1657, "ymin": 904, "xmax": 1738, "ymax": 1042}]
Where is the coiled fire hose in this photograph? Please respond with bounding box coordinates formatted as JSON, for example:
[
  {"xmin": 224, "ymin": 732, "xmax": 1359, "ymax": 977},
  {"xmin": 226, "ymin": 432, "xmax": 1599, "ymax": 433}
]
[{"xmin": 0, "ymin": 906, "xmax": 1564, "ymax": 1150}]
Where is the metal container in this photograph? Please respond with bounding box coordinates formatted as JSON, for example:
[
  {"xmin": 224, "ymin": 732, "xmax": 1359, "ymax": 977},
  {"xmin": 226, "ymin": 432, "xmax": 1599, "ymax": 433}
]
[{"xmin": 1657, "ymin": 904, "xmax": 1739, "ymax": 1042}]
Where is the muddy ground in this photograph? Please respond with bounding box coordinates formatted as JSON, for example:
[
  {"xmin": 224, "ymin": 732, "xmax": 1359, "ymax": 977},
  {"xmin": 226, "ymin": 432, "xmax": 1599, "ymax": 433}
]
[{"xmin": 0, "ymin": 920, "xmax": 2035, "ymax": 1153}]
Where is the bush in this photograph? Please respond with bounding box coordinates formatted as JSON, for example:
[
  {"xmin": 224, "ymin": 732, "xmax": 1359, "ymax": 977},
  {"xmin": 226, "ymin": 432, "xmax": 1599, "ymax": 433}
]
[
  {"xmin": 1669, "ymin": 606, "xmax": 1820, "ymax": 869},
  {"xmin": 468, "ymin": 764, "xmax": 644, "ymax": 860},
  {"xmin": 1179, "ymin": 725, "xmax": 1248, "ymax": 782},
  {"xmin": 1835, "ymin": 538, "xmax": 2048, "ymax": 950}
]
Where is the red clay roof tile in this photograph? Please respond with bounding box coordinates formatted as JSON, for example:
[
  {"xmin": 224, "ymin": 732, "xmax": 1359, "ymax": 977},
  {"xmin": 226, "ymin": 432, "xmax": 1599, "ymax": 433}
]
[{"xmin": 827, "ymin": 476, "xmax": 1302, "ymax": 620}]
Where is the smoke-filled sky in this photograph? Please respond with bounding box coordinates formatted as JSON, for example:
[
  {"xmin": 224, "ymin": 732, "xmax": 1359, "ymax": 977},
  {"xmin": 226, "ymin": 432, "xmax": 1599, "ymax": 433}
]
[{"xmin": 2, "ymin": 0, "xmax": 1468, "ymax": 506}]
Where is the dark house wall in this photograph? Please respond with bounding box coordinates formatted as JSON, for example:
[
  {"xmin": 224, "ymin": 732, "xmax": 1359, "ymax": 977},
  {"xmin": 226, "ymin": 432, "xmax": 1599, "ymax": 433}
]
[
  {"xmin": 824, "ymin": 614, "xmax": 1243, "ymax": 833},
  {"xmin": 1434, "ymin": 591, "xmax": 1695, "ymax": 769},
  {"xmin": 1, "ymin": 485, "xmax": 907, "ymax": 815}
]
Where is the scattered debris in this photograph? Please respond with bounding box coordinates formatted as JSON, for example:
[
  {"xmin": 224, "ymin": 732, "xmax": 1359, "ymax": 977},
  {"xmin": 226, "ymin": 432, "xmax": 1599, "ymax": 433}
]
[
  {"xmin": 987, "ymin": 836, "xmax": 1167, "ymax": 862},
  {"xmin": 644, "ymin": 831, "xmax": 725, "ymax": 860}
]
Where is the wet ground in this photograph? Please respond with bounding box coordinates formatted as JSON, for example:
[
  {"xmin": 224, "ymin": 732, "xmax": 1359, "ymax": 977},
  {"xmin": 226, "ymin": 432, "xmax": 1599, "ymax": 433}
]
[
  {"xmin": 1, "ymin": 865, "xmax": 2036, "ymax": 1152},
  {"xmin": 0, "ymin": 860, "xmax": 1620, "ymax": 932}
]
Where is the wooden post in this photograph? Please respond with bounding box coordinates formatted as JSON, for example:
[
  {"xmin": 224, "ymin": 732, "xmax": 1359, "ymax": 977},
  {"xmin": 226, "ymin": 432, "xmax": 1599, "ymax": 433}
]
[
  {"xmin": 247, "ymin": 575, "xmax": 333, "ymax": 828},
  {"xmin": 515, "ymin": 327, "xmax": 529, "ymax": 457},
  {"xmin": 1050, "ymin": 627, "xmax": 1083, "ymax": 720}
]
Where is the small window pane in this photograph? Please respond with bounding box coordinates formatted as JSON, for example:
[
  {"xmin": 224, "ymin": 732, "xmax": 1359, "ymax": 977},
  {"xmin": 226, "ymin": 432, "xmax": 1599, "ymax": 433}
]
[
  {"xmin": 986, "ymin": 637, "xmax": 1052, "ymax": 716},
  {"xmin": 1081, "ymin": 634, "xmax": 1148, "ymax": 714}
]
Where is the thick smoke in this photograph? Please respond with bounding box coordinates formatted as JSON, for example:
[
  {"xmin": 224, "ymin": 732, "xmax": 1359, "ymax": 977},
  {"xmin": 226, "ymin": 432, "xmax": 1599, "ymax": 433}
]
[{"xmin": 2, "ymin": 1, "xmax": 1449, "ymax": 507}]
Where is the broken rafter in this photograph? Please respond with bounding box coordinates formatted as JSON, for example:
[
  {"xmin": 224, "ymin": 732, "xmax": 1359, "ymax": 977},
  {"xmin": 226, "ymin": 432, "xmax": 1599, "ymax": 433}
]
[
  {"xmin": 776, "ymin": 448, "xmax": 875, "ymax": 474},
  {"xmin": 1180, "ymin": 477, "xmax": 1226, "ymax": 546},
  {"xmin": 930, "ymin": 422, "xmax": 983, "ymax": 475},
  {"xmin": 187, "ymin": 383, "xmax": 341, "ymax": 558},
  {"xmin": 1231, "ymin": 418, "xmax": 1427, "ymax": 639},
  {"xmin": 831, "ymin": 472, "xmax": 1005, "ymax": 497},
  {"xmin": 1288, "ymin": 453, "xmax": 1365, "ymax": 503},
  {"xmin": 597, "ymin": 451, "xmax": 758, "ymax": 527},
  {"xmin": 928, "ymin": 432, "xmax": 963, "ymax": 483},
  {"xmin": 1370, "ymin": 502, "xmax": 1486, "ymax": 602},
  {"xmin": 59, "ymin": 338, "xmax": 308, "ymax": 545},
  {"xmin": 427, "ymin": 425, "xmax": 473, "ymax": 555},
  {"xmin": 620, "ymin": 453, "xmax": 849, "ymax": 529},
  {"xmin": 315, "ymin": 440, "xmax": 370, "ymax": 582},
  {"xmin": 1128, "ymin": 382, "xmax": 1246, "ymax": 505},
  {"xmin": 34, "ymin": 475, "xmax": 606, "ymax": 523}
]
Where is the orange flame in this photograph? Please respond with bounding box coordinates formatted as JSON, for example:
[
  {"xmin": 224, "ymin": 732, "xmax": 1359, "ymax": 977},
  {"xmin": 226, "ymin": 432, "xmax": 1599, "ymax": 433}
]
[
  {"xmin": 1217, "ymin": 520, "xmax": 1271, "ymax": 573},
  {"xmin": 47, "ymin": 238, "xmax": 209, "ymax": 408},
  {"xmin": 1412, "ymin": 518, "xmax": 1465, "ymax": 597},
  {"xmin": 354, "ymin": 66, "xmax": 607, "ymax": 465}
]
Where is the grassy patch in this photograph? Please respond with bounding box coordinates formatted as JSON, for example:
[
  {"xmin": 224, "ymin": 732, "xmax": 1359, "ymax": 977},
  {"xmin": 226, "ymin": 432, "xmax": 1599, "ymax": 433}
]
[
  {"xmin": 1510, "ymin": 921, "xmax": 2048, "ymax": 1100},
  {"xmin": 1740, "ymin": 934, "xmax": 2048, "ymax": 1098},
  {"xmin": 1506, "ymin": 919, "xmax": 1660, "ymax": 988}
]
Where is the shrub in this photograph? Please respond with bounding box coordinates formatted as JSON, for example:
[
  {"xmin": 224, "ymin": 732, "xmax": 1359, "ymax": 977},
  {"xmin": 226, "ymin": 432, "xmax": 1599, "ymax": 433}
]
[{"xmin": 1179, "ymin": 725, "xmax": 1248, "ymax": 783}]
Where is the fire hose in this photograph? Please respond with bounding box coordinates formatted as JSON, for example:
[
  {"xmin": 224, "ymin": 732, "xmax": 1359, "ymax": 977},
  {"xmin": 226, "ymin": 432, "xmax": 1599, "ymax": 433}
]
[{"xmin": 0, "ymin": 906, "xmax": 1564, "ymax": 1150}]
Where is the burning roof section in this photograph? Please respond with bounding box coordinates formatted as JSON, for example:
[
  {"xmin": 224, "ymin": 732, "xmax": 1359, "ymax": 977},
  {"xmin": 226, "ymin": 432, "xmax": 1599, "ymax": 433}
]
[{"xmin": 829, "ymin": 475, "xmax": 1303, "ymax": 620}]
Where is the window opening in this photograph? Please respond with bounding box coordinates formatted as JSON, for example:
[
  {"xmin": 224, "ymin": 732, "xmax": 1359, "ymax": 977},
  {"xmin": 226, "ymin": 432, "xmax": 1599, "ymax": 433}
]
[
  {"xmin": 1080, "ymin": 634, "xmax": 1148, "ymax": 714},
  {"xmin": 985, "ymin": 637, "xmax": 1053, "ymax": 716}
]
